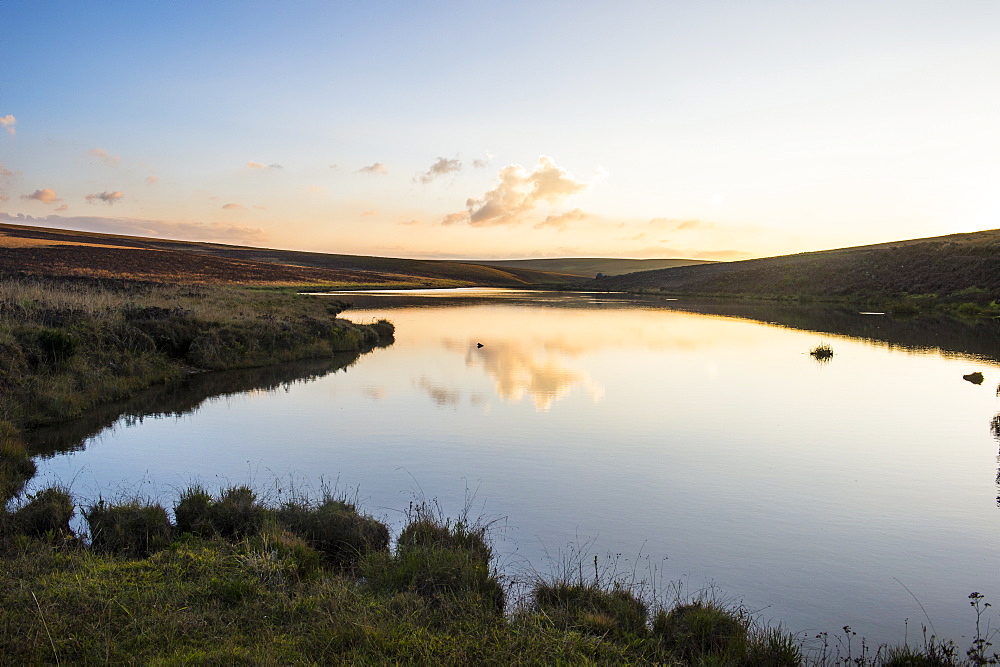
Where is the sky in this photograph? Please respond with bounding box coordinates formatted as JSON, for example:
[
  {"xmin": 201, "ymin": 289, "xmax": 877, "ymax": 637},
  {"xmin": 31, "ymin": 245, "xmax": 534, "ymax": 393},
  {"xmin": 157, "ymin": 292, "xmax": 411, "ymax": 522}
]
[{"xmin": 2, "ymin": 1, "xmax": 999, "ymax": 261}]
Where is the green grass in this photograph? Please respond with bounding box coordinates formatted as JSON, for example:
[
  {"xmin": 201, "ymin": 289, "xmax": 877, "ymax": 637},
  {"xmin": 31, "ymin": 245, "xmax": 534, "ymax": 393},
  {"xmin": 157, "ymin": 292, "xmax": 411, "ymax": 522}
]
[
  {"xmin": 2, "ymin": 483, "xmax": 998, "ymax": 664},
  {"xmin": 587, "ymin": 228, "xmax": 1000, "ymax": 312},
  {"xmin": 0, "ymin": 275, "xmax": 393, "ymax": 429}
]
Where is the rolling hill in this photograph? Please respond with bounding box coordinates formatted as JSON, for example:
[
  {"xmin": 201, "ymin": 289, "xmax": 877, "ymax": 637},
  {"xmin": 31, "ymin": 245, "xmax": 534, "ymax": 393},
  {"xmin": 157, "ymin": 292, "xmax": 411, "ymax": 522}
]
[
  {"xmin": 587, "ymin": 229, "xmax": 1000, "ymax": 304},
  {"xmin": 0, "ymin": 223, "xmax": 585, "ymax": 288},
  {"xmin": 469, "ymin": 257, "xmax": 713, "ymax": 278}
]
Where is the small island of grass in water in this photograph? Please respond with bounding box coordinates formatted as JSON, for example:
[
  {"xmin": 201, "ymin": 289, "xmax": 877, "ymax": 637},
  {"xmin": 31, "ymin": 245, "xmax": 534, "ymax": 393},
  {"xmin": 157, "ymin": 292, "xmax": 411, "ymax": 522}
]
[{"xmin": 810, "ymin": 343, "xmax": 834, "ymax": 360}]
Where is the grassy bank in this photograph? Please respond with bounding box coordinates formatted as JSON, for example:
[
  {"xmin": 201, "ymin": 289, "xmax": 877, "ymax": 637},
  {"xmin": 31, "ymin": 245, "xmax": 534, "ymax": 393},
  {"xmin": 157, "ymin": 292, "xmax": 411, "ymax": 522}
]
[
  {"xmin": 2, "ymin": 483, "xmax": 996, "ymax": 665},
  {"xmin": 0, "ymin": 484, "xmax": 807, "ymax": 664},
  {"xmin": 0, "ymin": 275, "xmax": 393, "ymax": 429}
]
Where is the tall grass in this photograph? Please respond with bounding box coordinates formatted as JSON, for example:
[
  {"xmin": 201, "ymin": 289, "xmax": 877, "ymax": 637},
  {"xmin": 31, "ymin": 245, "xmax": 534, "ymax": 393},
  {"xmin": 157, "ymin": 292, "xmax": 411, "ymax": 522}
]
[
  {"xmin": 0, "ymin": 275, "xmax": 392, "ymax": 430},
  {"xmin": 1, "ymin": 482, "xmax": 997, "ymax": 664}
]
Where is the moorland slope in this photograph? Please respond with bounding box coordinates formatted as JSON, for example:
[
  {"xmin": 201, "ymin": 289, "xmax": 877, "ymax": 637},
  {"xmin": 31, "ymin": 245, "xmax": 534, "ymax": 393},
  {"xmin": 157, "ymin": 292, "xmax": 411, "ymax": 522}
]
[
  {"xmin": 0, "ymin": 223, "xmax": 582, "ymax": 288},
  {"xmin": 588, "ymin": 228, "xmax": 1000, "ymax": 305}
]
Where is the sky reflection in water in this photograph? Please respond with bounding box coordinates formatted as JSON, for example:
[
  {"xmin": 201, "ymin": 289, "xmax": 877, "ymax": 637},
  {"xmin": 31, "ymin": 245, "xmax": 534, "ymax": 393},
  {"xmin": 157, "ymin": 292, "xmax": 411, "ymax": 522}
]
[{"xmin": 31, "ymin": 290, "xmax": 1000, "ymax": 648}]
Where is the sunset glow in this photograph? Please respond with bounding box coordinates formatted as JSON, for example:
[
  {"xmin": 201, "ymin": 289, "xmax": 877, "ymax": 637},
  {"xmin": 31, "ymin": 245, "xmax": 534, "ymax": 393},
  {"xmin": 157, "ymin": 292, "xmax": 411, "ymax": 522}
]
[{"xmin": 2, "ymin": 1, "xmax": 998, "ymax": 260}]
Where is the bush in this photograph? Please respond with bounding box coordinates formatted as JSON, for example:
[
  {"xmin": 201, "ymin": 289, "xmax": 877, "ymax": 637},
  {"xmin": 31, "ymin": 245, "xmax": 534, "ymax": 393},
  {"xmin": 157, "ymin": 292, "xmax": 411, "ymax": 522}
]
[
  {"xmin": 85, "ymin": 499, "xmax": 173, "ymax": 557},
  {"xmin": 362, "ymin": 544, "xmax": 506, "ymax": 613},
  {"xmin": 530, "ymin": 582, "xmax": 648, "ymax": 637},
  {"xmin": 956, "ymin": 302, "xmax": 983, "ymax": 318},
  {"xmin": 397, "ymin": 518, "xmax": 491, "ymax": 565},
  {"xmin": 276, "ymin": 498, "xmax": 388, "ymax": 569},
  {"xmin": 371, "ymin": 319, "xmax": 394, "ymax": 342},
  {"xmin": 239, "ymin": 522, "xmax": 322, "ymax": 582},
  {"xmin": 173, "ymin": 485, "xmax": 215, "ymax": 537},
  {"xmin": 206, "ymin": 486, "xmax": 266, "ymax": 539},
  {"xmin": 652, "ymin": 601, "xmax": 749, "ymax": 661},
  {"xmin": 9, "ymin": 486, "xmax": 75, "ymax": 538}
]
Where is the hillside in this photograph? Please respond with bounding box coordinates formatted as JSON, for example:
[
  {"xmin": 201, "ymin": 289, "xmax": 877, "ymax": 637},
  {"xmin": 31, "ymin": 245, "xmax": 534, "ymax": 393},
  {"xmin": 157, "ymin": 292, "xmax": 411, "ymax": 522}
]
[
  {"xmin": 0, "ymin": 223, "xmax": 584, "ymax": 288},
  {"xmin": 470, "ymin": 257, "xmax": 712, "ymax": 278},
  {"xmin": 588, "ymin": 229, "xmax": 1000, "ymax": 304}
]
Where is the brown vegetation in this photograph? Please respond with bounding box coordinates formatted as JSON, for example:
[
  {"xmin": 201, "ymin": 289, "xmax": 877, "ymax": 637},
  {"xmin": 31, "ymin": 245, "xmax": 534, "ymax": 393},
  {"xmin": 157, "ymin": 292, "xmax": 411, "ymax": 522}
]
[
  {"xmin": 589, "ymin": 228, "xmax": 1000, "ymax": 305},
  {"xmin": 0, "ymin": 222, "xmax": 582, "ymax": 287}
]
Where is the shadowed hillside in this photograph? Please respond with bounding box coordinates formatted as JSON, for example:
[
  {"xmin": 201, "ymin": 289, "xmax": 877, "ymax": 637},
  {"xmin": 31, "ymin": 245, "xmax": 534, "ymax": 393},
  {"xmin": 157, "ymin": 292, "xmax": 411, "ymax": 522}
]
[
  {"xmin": 470, "ymin": 257, "xmax": 712, "ymax": 278},
  {"xmin": 588, "ymin": 229, "xmax": 1000, "ymax": 304},
  {"xmin": 0, "ymin": 223, "xmax": 584, "ymax": 288}
]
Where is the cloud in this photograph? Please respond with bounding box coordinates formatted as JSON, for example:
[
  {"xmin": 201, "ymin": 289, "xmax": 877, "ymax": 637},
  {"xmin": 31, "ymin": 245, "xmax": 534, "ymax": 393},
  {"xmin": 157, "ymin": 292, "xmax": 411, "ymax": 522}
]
[
  {"xmin": 416, "ymin": 157, "xmax": 461, "ymax": 184},
  {"xmin": 246, "ymin": 162, "xmax": 282, "ymax": 171},
  {"xmin": 358, "ymin": 162, "xmax": 388, "ymax": 175},
  {"xmin": 221, "ymin": 203, "xmax": 243, "ymax": 210},
  {"xmin": 398, "ymin": 219, "xmax": 420, "ymax": 226},
  {"xmin": 472, "ymin": 152, "xmax": 493, "ymax": 169},
  {"xmin": 0, "ymin": 211, "xmax": 267, "ymax": 244},
  {"xmin": 0, "ymin": 115, "xmax": 15, "ymax": 136},
  {"xmin": 441, "ymin": 212, "xmax": 468, "ymax": 226},
  {"xmin": 457, "ymin": 156, "xmax": 589, "ymax": 227},
  {"xmin": 534, "ymin": 208, "xmax": 588, "ymax": 231},
  {"xmin": 89, "ymin": 148, "xmax": 120, "ymax": 166},
  {"xmin": 85, "ymin": 191, "xmax": 124, "ymax": 205},
  {"xmin": 22, "ymin": 188, "xmax": 62, "ymax": 204},
  {"xmin": 55, "ymin": 204, "xmax": 69, "ymax": 211},
  {"xmin": 361, "ymin": 209, "xmax": 376, "ymax": 216},
  {"xmin": 0, "ymin": 195, "xmax": 8, "ymax": 202},
  {"xmin": 145, "ymin": 175, "xmax": 159, "ymax": 185},
  {"xmin": 0, "ymin": 162, "xmax": 18, "ymax": 181},
  {"xmin": 648, "ymin": 217, "xmax": 714, "ymax": 232},
  {"xmin": 416, "ymin": 376, "xmax": 461, "ymax": 407}
]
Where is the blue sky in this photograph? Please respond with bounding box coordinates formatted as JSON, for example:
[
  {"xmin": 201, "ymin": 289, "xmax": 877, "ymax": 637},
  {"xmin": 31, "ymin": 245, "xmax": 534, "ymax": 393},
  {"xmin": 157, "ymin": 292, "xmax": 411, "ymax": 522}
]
[{"xmin": 2, "ymin": 1, "xmax": 999, "ymax": 259}]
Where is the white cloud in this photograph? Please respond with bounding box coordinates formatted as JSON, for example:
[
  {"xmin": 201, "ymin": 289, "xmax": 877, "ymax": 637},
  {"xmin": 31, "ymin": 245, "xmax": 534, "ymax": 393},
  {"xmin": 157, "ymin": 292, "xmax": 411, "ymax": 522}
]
[
  {"xmin": 456, "ymin": 156, "xmax": 589, "ymax": 227},
  {"xmin": 358, "ymin": 162, "xmax": 388, "ymax": 175},
  {"xmin": 534, "ymin": 208, "xmax": 588, "ymax": 231},
  {"xmin": 89, "ymin": 148, "xmax": 120, "ymax": 166},
  {"xmin": 0, "ymin": 115, "xmax": 15, "ymax": 136},
  {"xmin": 416, "ymin": 157, "xmax": 461, "ymax": 184},
  {"xmin": 85, "ymin": 191, "xmax": 124, "ymax": 205},
  {"xmin": 22, "ymin": 188, "xmax": 61, "ymax": 203}
]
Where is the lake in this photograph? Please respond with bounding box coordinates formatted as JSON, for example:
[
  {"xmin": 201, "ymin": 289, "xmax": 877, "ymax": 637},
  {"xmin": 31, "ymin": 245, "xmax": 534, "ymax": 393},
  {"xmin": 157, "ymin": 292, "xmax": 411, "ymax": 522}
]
[{"xmin": 27, "ymin": 289, "xmax": 1000, "ymax": 648}]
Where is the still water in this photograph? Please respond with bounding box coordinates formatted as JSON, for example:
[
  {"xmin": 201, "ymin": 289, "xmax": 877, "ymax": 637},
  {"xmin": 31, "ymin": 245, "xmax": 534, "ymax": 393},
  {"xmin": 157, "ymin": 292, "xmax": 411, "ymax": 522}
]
[{"xmin": 29, "ymin": 289, "xmax": 1000, "ymax": 646}]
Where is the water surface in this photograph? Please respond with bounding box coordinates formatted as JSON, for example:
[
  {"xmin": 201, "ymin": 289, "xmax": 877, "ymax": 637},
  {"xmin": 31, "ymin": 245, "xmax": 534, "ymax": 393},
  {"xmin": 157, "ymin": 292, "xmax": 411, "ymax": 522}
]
[{"xmin": 29, "ymin": 289, "xmax": 1000, "ymax": 647}]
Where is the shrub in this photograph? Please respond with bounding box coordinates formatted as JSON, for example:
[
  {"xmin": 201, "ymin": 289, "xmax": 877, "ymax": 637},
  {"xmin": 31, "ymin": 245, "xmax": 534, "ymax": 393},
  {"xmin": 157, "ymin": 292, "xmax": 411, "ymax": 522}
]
[
  {"xmin": 239, "ymin": 522, "xmax": 322, "ymax": 582},
  {"xmin": 652, "ymin": 601, "xmax": 749, "ymax": 661},
  {"xmin": 174, "ymin": 485, "xmax": 215, "ymax": 537},
  {"xmin": 957, "ymin": 302, "xmax": 983, "ymax": 318},
  {"xmin": 9, "ymin": 486, "xmax": 75, "ymax": 538},
  {"xmin": 276, "ymin": 498, "xmax": 388, "ymax": 569},
  {"xmin": 37, "ymin": 327, "xmax": 78, "ymax": 363},
  {"xmin": 85, "ymin": 499, "xmax": 173, "ymax": 557},
  {"xmin": 397, "ymin": 518, "xmax": 491, "ymax": 565},
  {"xmin": 371, "ymin": 319, "xmax": 395, "ymax": 342},
  {"xmin": 362, "ymin": 544, "xmax": 506, "ymax": 613},
  {"xmin": 530, "ymin": 582, "xmax": 648, "ymax": 637},
  {"xmin": 207, "ymin": 486, "xmax": 266, "ymax": 539}
]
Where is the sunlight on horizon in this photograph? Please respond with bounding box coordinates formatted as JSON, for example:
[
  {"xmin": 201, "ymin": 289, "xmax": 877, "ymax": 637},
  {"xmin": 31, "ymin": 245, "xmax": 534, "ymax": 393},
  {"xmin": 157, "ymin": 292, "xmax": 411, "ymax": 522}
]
[{"xmin": 2, "ymin": 2, "xmax": 999, "ymax": 261}]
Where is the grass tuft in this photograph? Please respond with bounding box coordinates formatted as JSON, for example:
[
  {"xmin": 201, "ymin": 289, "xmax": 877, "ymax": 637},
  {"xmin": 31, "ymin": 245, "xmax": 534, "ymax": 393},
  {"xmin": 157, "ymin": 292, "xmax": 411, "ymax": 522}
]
[{"xmin": 85, "ymin": 498, "xmax": 173, "ymax": 557}]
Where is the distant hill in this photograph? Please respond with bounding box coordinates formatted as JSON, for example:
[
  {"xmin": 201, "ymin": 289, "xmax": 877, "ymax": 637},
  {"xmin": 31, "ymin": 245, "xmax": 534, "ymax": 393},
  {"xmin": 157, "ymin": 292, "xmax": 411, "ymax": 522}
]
[
  {"xmin": 469, "ymin": 257, "xmax": 713, "ymax": 278},
  {"xmin": 0, "ymin": 223, "xmax": 585, "ymax": 287},
  {"xmin": 587, "ymin": 229, "xmax": 1000, "ymax": 304}
]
